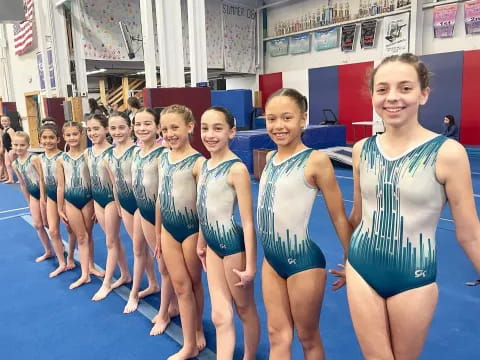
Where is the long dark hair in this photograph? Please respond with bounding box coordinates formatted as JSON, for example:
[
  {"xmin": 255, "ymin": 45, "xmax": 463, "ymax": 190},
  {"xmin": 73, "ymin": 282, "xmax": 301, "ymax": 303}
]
[{"xmin": 445, "ymin": 114, "xmax": 455, "ymax": 127}]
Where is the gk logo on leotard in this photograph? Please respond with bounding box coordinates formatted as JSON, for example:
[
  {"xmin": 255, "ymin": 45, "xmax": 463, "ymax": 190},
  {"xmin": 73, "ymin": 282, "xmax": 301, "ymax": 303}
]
[
  {"xmin": 288, "ymin": 258, "xmax": 296, "ymax": 265},
  {"xmin": 220, "ymin": 244, "xmax": 227, "ymax": 249},
  {"xmin": 414, "ymin": 269, "xmax": 426, "ymax": 278}
]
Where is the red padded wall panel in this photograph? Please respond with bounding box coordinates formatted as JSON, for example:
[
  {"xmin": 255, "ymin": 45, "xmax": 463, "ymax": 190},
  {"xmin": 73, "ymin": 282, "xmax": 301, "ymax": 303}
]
[
  {"xmin": 142, "ymin": 87, "xmax": 210, "ymax": 157},
  {"xmin": 259, "ymin": 72, "xmax": 283, "ymax": 111},
  {"xmin": 460, "ymin": 50, "xmax": 480, "ymax": 145},
  {"xmin": 43, "ymin": 97, "xmax": 66, "ymax": 149},
  {"xmin": 338, "ymin": 62, "xmax": 373, "ymax": 143}
]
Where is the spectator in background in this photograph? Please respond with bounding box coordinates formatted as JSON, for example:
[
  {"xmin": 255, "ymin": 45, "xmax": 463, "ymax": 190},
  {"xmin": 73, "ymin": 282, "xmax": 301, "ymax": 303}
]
[
  {"xmin": 442, "ymin": 114, "xmax": 458, "ymax": 139},
  {"xmin": 126, "ymin": 97, "xmax": 141, "ymax": 122}
]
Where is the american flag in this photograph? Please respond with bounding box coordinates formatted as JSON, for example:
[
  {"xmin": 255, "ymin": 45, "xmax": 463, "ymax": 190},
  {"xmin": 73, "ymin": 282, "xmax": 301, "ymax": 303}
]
[{"xmin": 13, "ymin": 0, "xmax": 34, "ymax": 56}]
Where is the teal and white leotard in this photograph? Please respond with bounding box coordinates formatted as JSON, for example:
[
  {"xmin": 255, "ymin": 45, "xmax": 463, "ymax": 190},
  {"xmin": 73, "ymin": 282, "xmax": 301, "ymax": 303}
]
[
  {"xmin": 40, "ymin": 151, "xmax": 62, "ymax": 202},
  {"xmin": 107, "ymin": 144, "xmax": 138, "ymax": 215},
  {"xmin": 257, "ymin": 148, "xmax": 326, "ymax": 278},
  {"xmin": 86, "ymin": 146, "xmax": 114, "ymax": 208},
  {"xmin": 197, "ymin": 158, "xmax": 245, "ymax": 257},
  {"xmin": 132, "ymin": 146, "xmax": 165, "ymax": 225},
  {"xmin": 13, "ymin": 154, "xmax": 41, "ymax": 200},
  {"xmin": 158, "ymin": 151, "xmax": 202, "ymax": 242},
  {"xmin": 62, "ymin": 153, "xmax": 92, "ymax": 209},
  {"xmin": 348, "ymin": 135, "xmax": 448, "ymax": 298}
]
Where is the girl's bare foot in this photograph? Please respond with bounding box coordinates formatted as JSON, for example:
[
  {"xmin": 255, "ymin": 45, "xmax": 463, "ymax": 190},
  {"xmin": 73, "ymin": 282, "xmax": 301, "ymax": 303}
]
[
  {"xmin": 66, "ymin": 259, "xmax": 76, "ymax": 270},
  {"xmin": 138, "ymin": 284, "xmax": 160, "ymax": 298},
  {"xmin": 91, "ymin": 283, "xmax": 113, "ymax": 301},
  {"xmin": 123, "ymin": 294, "xmax": 139, "ymax": 313},
  {"xmin": 35, "ymin": 252, "xmax": 53, "ymax": 263},
  {"xmin": 167, "ymin": 346, "xmax": 199, "ymax": 360},
  {"xmin": 196, "ymin": 330, "xmax": 206, "ymax": 352},
  {"xmin": 168, "ymin": 300, "xmax": 180, "ymax": 318},
  {"xmin": 89, "ymin": 267, "xmax": 105, "ymax": 278},
  {"xmin": 49, "ymin": 264, "xmax": 67, "ymax": 278},
  {"xmin": 69, "ymin": 275, "xmax": 91, "ymax": 289},
  {"xmin": 111, "ymin": 274, "xmax": 132, "ymax": 289},
  {"xmin": 149, "ymin": 314, "xmax": 170, "ymax": 336}
]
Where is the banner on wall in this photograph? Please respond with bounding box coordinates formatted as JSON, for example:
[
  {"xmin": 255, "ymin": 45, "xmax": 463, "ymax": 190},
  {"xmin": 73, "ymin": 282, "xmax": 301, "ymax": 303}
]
[
  {"xmin": 433, "ymin": 4, "xmax": 458, "ymax": 38},
  {"xmin": 268, "ymin": 38, "xmax": 288, "ymax": 57},
  {"xmin": 361, "ymin": 20, "xmax": 377, "ymax": 49},
  {"xmin": 80, "ymin": 0, "xmax": 143, "ymax": 61},
  {"xmin": 289, "ymin": 33, "xmax": 311, "ymax": 54},
  {"xmin": 312, "ymin": 28, "xmax": 338, "ymax": 51},
  {"xmin": 383, "ymin": 12, "xmax": 409, "ymax": 56},
  {"xmin": 36, "ymin": 52, "xmax": 45, "ymax": 91},
  {"xmin": 341, "ymin": 24, "xmax": 357, "ymax": 52},
  {"xmin": 465, "ymin": 0, "xmax": 480, "ymax": 35},
  {"xmin": 47, "ymin": 48, "xmax": 56, "ymax": 90},
  {"xmin": 223, "ymin": 2, "xmax": 257, "ymax": 73}
]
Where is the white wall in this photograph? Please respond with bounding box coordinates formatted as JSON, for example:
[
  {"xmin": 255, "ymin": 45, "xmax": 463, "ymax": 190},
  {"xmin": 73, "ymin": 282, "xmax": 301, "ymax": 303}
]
[
  {"xmin": 422, "ymin": 5, "xmax": 480, "ymax": 55},
  {"xmin": 5, "ymin": 24, "xmax": 42, "ymax": 131},
  {"xmin": 226, "ymin": 75, "xmax": 258, "ymax": 91}
]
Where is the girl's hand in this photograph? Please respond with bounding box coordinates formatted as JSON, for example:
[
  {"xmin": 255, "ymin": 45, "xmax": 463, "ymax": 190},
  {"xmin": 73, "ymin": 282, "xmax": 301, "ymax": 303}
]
[
  {"xmin": 91, "ymin": 213, "xmax": 97, "ymax": 223},
  {"xmin": 329, "ymin": 264, "xmax": 346, "ymax": 291},
  {"xmin": 232, "ymin": 268, "xmax": 255, "ymax": 288},
  {"xmin": 58, "ymin": 209, "xmax": 69, "ymax": 224},
  {"xmin": 154, "ymin": 240, "xmax": 162, "ymax": 259},
  {"xmin": 196, "ymin": 245, "xmax": 207, "ymax": 272}
]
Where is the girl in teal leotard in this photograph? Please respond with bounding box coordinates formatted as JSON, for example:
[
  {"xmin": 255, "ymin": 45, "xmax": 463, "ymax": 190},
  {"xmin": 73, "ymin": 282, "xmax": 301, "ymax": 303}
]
[
  {"xmin": 346, "ymin": 53, "xmax": 480, "ymax": 359},
  {"xmin": 11, "ymin": 131, "xmax": 53, "ymax": 264},
  {"xmin": 86, "ymin": 114, "xmax": 131, "ymax": 302},
  {"xmin": 132, "ymin": 108, "xmax": 176, "ymax": 336},
  {"xmin": 156, "ymin": 105, "xmax": 206, "ymax": 359},
  {"xmin": 196, "ymin": 106, "xmax": 260, "ymax": 360},
  {"xmin": 106, "ymin": 111, "xmax": 159, "ymax": 314},
  {"xmin": 57, "ymin": 122, "xmax": 104, "ymax": 290},
  {"xmin": 258, "ymin": 89, "xmax": 352, "ymax": 359},
  {"xmin": 37, "ymin": 123, "xmax": 76, "ymax": 278}
]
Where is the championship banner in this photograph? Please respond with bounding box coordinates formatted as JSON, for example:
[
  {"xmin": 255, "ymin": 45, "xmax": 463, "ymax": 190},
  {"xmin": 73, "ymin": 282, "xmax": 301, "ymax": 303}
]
[
  {"xmin": 312, "ymin": 28, "xmax": 338, "ymax": 51},
  {"xmin": 36, "ymin": 52, "xmax": 45, "ymax": 91},
  {"xmin": 268, "ymin": 37, "xmax": 288, "ymax": 57},
  {"xmin": 341, "ymin": 24, "xmax": 357, "ymax": 52},
  {"xmin": 47, "ymin": 48, "xmax": 56, "ymax": 90},
  {"xmin": 383, "ymin": 12, "xmax": 409, "ymax": 56},
  {"xmin": 433, "ymin": 4, "xmax": 458, "ymax": 38},
  {"xmin": 361, "ymin": 20, "xmax": 377, "ymax": 49},
  {"xmin": 465, "ymin": 0, "xmax": 480, "ymax": 35},
  {"xmin": 289, "ymin": 33, "xmax": 311, "ymax": 54}
]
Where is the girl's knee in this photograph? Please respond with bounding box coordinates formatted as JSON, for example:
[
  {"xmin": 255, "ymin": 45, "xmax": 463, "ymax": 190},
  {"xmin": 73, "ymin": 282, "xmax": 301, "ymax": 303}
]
[
  {"xmin": 234, "ymin": 302, "xmax": 255, "ymax": 321},
  {"xmin": 76, "ymin": 233, "xmax": 89, "ymax": 245},
  {"xmin": 33, "ymin": 221, "xmax": 44, "ymax": 231},
  {"xmin": 49, "ymin": 228, "xmax": 60, "ymax": 239},
  {"xmin": 296, "ymin": 327, "xmax": 321, "ymax": 351},
  {"xmin": 173, "ymin": 279, "xmax": 193, "ymax": 298},
  {"xmin": 211, "ymin": 307, "xmax": 234, "ymax": 329},
  {"xmin": 268, "ymin": 325, "xmax": 293, "ymax": 347}
]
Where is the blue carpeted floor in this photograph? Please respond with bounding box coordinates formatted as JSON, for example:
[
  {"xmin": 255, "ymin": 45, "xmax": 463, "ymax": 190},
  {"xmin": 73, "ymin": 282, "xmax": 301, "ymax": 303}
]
[{"xmin": 0, "ymin": 163, "xmax": 479, "ymax": 359}]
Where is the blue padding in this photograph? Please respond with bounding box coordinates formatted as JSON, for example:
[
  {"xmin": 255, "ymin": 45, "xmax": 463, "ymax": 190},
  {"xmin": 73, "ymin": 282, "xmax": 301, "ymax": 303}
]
[
  {"xmin": 254, "ymin": 116, "xmax": 266, "ymax": 129},
  {"xmin": 308, "ymin": 66, "xmax": 339, "ymax": 125},
  {"xmin": 211, "ymin": 90, "xmax": 253, "ymax": 129},
  {"xmin": 231, "ymin": 125, "xmax": 346, "ymax": 172},
  {"xmin": 420, "ymin": 52, "xmax": 463, "ymax": 136}
]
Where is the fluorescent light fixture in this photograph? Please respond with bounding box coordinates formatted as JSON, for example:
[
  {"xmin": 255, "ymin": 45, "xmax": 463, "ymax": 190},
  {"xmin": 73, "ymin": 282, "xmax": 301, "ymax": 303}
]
[
  {"xmin": 55, "ymin": 0, "xmax": 69, "ymax": 8},
  {"xmin": 86, "ymin": 68, "xmax": 107, "ymax": 76},
  {"xmin": 135, "ymin": 71, "xmax": 145, "ymax": 75}
]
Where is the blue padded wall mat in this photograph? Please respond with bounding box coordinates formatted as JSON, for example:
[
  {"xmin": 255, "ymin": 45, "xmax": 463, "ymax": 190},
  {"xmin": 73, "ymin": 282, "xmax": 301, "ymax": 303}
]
[
  {"xmin": 420, "ymin": 52, "xmax": 463, "ymax": 135},
  {"xmin": 308, "ymin": 66, "xmax": 339, "ymax": 125},
  {"xmin": 211, "ymin": 90, "xmax": 253, "ymax": 129}
]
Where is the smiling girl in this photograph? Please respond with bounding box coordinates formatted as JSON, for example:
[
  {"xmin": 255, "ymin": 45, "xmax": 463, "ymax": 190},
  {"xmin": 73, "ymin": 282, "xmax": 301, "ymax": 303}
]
[
  {"xmin": 86, "ymin": 114, "xmax": 131, "ymax": 301},
  {"xmin": 346, "ymin": 53, "xmax": 480, "ymax": 359}
]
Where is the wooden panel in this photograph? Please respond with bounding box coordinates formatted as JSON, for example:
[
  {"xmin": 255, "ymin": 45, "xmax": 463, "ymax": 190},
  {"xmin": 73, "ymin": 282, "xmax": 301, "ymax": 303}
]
[
  {"xmin": 25, "ymin": 95, "xmax": 39, "ymax": 147},
  {"xmin": 253, "ymin": 149, "xmax": 269, "ymax": 181},
  {"xmin": 99, "ymin": 78, "xmax": 107, "ymax": 106},
  {"xmin": 122, "ymin": 77, "xmax": 129, "ymax": 110}
]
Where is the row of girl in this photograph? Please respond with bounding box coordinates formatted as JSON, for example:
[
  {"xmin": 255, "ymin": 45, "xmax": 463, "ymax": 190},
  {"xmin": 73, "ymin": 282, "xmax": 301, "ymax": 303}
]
[{"xmin": 9, "ymin": 53, "xmax": 480, "ymax": 360}]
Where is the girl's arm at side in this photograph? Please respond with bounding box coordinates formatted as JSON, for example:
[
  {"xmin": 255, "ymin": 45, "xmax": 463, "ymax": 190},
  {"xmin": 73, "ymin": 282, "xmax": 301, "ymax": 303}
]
[
  {"xmin": 12, "ymin": 164, "xmax": 30, "ymax": 203},
  {"xmin": 308, "ymin": 151, "xmax": 352, "ymax": 256},
  {"xmin": 32, "ymin": 156, "xmax": 47, "ymax": 203},
  {"xmin": 155, "ymin": 158, "xmax": 163, "ymax": 256},
  {"xmin": 437, "ymin": 140, "xmax": 480, "ymax": 274},
  {"xmin": 196, "ymin": 227, "xmax": 207, "ymax": 271},
  {"xmin": 349, "ymin": 139, "xmax": 366, "ymax": 231},
  {"xmin": 229, "ymin": 162, "xmax": 257, "ymax": 281},
  {"xmin": 104, "ymin": 159, "xmax": 122, "ymax": 217},
  {"xmin": 56, "ymin": 158, "xmax": 68, "ymax": 223}
]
